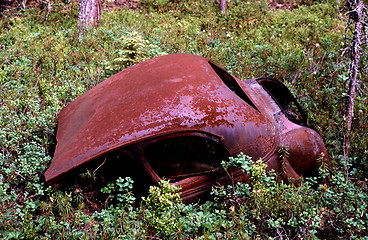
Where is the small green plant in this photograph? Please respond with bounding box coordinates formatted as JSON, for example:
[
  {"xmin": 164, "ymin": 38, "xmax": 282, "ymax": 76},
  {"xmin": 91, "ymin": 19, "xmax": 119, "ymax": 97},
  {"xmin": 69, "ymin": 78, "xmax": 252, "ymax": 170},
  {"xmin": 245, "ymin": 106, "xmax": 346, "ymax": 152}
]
[
  {"xmin": 101, "ymin": 176, "xmax": 136, "ymax": 206},
  {"xmin": 142, "ymin": 179, "xmax": 182, "ymax": 238},
  {"xmin": 278, "ymin": 145, "xmax": 291, "ymax": 179},
  {"xmin": 105, "ymin": 32, "xmax": 167, "ymax": 75}
]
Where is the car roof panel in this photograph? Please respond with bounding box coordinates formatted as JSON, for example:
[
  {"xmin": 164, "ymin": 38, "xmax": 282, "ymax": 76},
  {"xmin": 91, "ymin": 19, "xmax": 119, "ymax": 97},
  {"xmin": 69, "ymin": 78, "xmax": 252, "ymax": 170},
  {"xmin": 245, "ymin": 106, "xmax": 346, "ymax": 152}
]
[{"xmin": 45, "ymin": 54, "xmax": 276, "ymax": 182}]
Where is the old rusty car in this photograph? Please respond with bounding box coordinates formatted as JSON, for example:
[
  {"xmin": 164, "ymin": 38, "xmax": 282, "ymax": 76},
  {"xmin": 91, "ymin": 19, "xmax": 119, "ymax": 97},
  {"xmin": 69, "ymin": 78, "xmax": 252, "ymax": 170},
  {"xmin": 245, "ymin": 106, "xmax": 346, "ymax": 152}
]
[{"xmin": 45, "ymin": 53, "xmax": 328, "ymax": 202}]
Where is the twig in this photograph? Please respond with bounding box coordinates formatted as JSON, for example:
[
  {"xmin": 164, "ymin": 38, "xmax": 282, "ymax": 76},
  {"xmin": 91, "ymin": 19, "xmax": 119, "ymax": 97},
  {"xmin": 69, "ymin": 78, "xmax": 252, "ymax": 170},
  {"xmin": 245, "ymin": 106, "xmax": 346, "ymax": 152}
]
[
  {"xmin": 141, "ymin": 236, "xmax": 163, "ymax": 240},
  {"xmin": 14, "ymin": 170, "xmax": 26, "ymax": 180},
  {"xmin": 341, "ymin": 0, "xmax": 367, "ymax": 161},
  {"xmin": 93, "ymin": 156, "xmax": 106, "ymax": 173},
  {"xmin": 39, "ymin": 0, "xmax": 53, "ymax": 22}
]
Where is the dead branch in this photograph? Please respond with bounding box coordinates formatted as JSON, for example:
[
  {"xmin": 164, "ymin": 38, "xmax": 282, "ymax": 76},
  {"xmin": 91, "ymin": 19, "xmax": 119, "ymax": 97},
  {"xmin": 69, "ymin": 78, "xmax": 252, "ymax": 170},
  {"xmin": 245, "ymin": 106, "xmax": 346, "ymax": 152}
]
[{"xmin": 342, "ymin": 0, "xmax": 368, "ymax": 160}]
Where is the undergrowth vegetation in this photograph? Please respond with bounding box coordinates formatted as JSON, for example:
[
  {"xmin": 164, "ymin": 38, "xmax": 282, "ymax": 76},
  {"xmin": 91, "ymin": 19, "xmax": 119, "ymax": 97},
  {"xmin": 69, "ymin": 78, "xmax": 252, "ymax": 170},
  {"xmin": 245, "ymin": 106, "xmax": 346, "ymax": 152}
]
[{"xmin": 0, "ymin": 0, "xmax": 367, "ymax": 238}]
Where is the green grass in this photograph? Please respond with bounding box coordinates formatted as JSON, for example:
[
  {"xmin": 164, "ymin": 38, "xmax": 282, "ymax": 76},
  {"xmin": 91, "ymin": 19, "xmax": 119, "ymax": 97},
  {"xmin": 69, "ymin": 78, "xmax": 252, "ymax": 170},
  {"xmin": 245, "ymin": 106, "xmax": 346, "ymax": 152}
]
[{"xmin": 0, "ymin": 0, "xmax": 367, "ymax": 238}]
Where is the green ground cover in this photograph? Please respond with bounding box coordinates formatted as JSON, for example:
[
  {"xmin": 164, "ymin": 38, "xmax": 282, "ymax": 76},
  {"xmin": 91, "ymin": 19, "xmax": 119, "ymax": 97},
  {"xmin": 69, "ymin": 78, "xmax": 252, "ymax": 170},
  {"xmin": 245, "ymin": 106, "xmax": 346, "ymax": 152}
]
[{"xmin": 0, "ymin": 0, "xmax": 367, "ymax": 238}]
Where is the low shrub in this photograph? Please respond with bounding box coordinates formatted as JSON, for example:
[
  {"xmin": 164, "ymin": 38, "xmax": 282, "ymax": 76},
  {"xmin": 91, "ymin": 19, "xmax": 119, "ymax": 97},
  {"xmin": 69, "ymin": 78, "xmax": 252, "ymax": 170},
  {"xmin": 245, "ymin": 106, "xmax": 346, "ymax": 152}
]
[{"xmin": 212, "ymin": 154, "xmax": 368, "ymax": 239}]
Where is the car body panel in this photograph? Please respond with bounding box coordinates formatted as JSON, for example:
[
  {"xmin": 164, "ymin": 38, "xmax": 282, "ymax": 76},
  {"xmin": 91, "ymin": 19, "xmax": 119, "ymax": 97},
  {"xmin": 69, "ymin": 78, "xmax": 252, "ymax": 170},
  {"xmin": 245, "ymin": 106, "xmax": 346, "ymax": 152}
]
[
  {"xmin": 45, "ymin": 54, "xmax": 277, "ymax": 183},
  {"xmin": 44, "ymin": 53, "xmax": 328, "ymax": 202}
]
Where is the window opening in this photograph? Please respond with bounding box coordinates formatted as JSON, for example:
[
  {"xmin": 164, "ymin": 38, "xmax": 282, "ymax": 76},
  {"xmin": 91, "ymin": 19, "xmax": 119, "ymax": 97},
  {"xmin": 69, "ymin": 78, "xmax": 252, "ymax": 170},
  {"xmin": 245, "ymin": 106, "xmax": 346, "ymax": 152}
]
[
  {"xmin": 257, "ymin": 78, "xmax": 307, "ymax": 125},
  {"xmin": 61, "ymin": 150, "xmax": 153, "ymax": 199},
  {"xmin": 209, "ymin": 61, "xmax": 259, "ymax": 111},
  {"xmin": 144, "ymin": 136, "xmax": 229, "ymax": 182}
]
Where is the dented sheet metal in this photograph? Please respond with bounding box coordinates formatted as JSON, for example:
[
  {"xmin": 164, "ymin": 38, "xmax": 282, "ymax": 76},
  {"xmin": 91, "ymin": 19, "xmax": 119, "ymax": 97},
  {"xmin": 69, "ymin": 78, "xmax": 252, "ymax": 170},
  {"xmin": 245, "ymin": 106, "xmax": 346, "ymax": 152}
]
[{"xmin": 45, "ymin": 53, "xmax": 328, "ymax": 202}]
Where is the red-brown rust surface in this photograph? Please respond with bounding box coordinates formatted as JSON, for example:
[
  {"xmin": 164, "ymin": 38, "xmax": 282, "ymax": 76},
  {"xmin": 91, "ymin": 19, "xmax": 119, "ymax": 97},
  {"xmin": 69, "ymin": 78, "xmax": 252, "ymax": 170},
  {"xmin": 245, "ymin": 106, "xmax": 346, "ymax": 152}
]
[
  {"xmin": 45, "ymin": 53, "xmax": 278, "ymax": 183},
  {"xmin": 45, "ymin": 53, "xmax": 329, "ymax": 202}
]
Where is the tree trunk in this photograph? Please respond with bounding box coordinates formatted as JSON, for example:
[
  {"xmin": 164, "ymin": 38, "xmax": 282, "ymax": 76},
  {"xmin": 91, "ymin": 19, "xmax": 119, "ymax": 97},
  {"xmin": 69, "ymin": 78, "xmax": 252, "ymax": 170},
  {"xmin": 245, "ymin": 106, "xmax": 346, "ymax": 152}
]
[
  {"xmin": 344, "ymin": 0, "xmax": 363, "ymax": 155},
  {"xmin": 220, "ymin": 0, "xmax": 226, "ymax": 14},
  {"xmin": 78, "ymin": 0, "xmax": 102, "ymax": 34}
]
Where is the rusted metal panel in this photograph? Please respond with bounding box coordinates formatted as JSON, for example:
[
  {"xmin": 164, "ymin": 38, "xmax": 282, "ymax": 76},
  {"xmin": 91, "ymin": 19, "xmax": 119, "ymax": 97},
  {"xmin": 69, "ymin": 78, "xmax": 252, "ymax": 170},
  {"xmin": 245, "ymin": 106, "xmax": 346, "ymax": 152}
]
[
  {"xmin": 44, "ymin": 53, "xmax": 328, "ymax": 202},
  {"xmin": 45, "ymin": 54, "xmax": 276, "ymax": 182}
]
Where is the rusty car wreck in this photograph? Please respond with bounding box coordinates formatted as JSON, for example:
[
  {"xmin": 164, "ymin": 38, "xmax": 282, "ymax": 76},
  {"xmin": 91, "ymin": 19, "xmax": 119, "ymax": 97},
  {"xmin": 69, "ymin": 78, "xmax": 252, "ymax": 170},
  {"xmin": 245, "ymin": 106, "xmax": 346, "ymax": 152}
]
[{"xmin": 45, "ymin": 53, "xmax": 328, "ymax": 202}]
